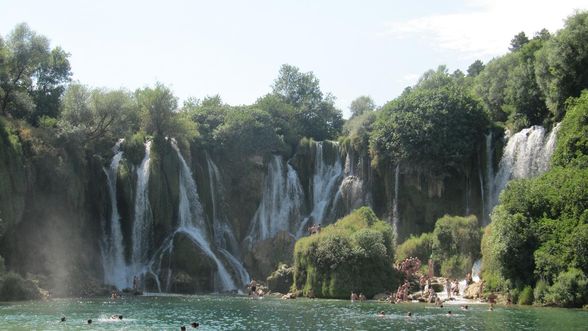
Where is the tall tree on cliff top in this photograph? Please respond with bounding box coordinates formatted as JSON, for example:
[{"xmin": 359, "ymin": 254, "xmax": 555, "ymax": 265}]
[
  {"xmin": 272, "ymin": 64, "xmax": 343, "ymax": 141},
  {"xmin": 0, "ymin": 23, "xmax": 71, "ymax": 123},
  {"xmin": 349, "ymin": 95, "xmax": 376, "ymax": 118},
  {"xmin": 535, "ymin": 11, "xmax": 588, "ymax": 118}
]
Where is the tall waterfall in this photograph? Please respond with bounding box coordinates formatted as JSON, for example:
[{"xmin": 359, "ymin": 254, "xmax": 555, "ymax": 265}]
[
  {"xmin": 205, "ymin": 153, "xmax": 250, "ymax": 286},
  {"xmin": 392, "ymin": 164, "xmax": 400, "ymax": 244},
  {"xmin": 101, "ymin": 139, "xmax": 128, "ymax": 289},
  {"xmin": 332, "ymin": 151, "xmax": 370, "ymax": 216},
  {"xmin": 172, "ymin": 143, "xmax": 237, "ymax": 291},
  {"xmin": 131, "ymin": 141, "xmax": 153, "ymax": 276},
  {"xmin": 308, "ymin": 142, "xmax": 344, "ymax": 225},
  {"xmin": 246, "ymin": 155, "xmax": 304, "ymax": 244},
  {"xmin": 490, "ymin": 124, "xmax": 560, "ymax": 212}
]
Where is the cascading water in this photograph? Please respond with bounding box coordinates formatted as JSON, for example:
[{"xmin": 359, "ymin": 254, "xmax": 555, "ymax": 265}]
[
  {"xmin": 172, "ymin": 143, "xmax": 237, "ymax": 291},
  {"xmin": 205, "ymin": 152, "xmax": 250, "ymax": 286},
  {"xmin": 481, "ymin": 133, "xmax": 493, "ymax": 225},
  {"xmin": 246, "ymin": 155, "xmax": 304, "ymax": 244},
  {"xmin": 101, "ymin": 139, "xmax": 128, "ymax": 289},
  {"xmin": 490, "ymin": 124, "xmax": 560, "ymax": 212},
  {"xmin": 131, "ymin": 141, "xmax": 153, "ymax": 278},
  {"xmin": 332, "ymin": 151, "xmax": 370, "ymax": 216},
  {"xmin": 392, "ymin": 164, "xmax": 400, "ymax": 244},
  {"xmin": 308, "ymin": 141, "xmax": 344, "ymax": 225}
]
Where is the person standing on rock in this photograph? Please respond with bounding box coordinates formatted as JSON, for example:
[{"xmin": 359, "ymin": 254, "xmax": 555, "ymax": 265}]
[{"xmin": 248, "ymin": 279, "xmax": 257, "ymax": 297}]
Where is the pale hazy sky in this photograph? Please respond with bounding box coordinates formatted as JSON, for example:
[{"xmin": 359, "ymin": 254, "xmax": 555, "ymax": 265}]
[{"xmin": 1, "ymin": 0, "xmax": 586, "ymax": 117}]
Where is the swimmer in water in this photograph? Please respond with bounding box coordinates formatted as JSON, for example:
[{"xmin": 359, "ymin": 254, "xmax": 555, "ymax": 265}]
[
  {"xmin": 460, "ymin": 305, "xmax": 469, "ymax": 310},
  {"xmin": 377, "ymin": 311, "xmax": 385, "ymax": 317},
  {"xmin": 181, "ymin": 326, "xmax": 186, "ymax": 331},
  {"xmin": 447, "ymin": 311, "xmax": 453, "ymax": 316},
  {"xmin": 87, "ymin": 319, "xmax": 92, "ymax": 324},
  {"xmin": 406, "ymin": 312, "xmax": 413, "ymax": 318},
  {"xmin": 60, "ymin": 316, "xmax": 66, "ymax": 322},
  {"xmin": 191, "ymin": 322, "xmax": 199, "ymax": 328}
]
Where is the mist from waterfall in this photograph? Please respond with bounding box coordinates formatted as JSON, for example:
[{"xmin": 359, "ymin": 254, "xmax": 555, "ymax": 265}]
[
  {"xmin": 490, "ymin": 124, "xmax": 560, "ymax": 213},
  {"xmin": 101, "ymin": 139, "xmax": 128, "ymax": 289}
]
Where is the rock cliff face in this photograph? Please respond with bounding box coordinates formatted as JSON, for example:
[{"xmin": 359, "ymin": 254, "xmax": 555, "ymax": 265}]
[{"xmin": 0, "ymin": 120, "xmax": 559, "ymax": 294}]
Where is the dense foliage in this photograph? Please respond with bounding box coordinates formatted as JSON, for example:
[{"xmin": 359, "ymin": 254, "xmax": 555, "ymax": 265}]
[
  {"xmin": 370, "ymin": 66, "xmax": 488, "ymax": 173},
  {"xmin": 481, "ymin": 94, "xmax": 588, "ymax": 307},
  {"xmin": 293, "ymin": 207, "xmax": 399, "ymax": 298},
  {"xmin": 396, "ymin": 215, "xmax": 481, "ymax": 278}
]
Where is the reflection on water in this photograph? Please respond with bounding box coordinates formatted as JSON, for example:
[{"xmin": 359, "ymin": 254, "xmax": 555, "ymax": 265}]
[{"xmin": 0, "ymin": 295, "xmax": 587, "ymax": 330}]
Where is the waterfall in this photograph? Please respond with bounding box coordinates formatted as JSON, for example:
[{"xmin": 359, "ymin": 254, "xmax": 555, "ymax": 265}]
[
  {"xmin": 308, "ymin": 141, "xmax": 344, "ymax": 225},
  {"xmin": 392, "ymin": 164, "xmax": 400, "ymax": 244},
  {"xmin": 205, "ymin": 153, "xmax": 250, "ymax": 286},
  {"xmin": 481, "ymin": 133, "xmax": 493, "ymax": 225},
  {"xmin": 246, "ymin": 155, "xmax": 304, "ymax": 244},
  {"xmin": 131, "ymin": 141, "xmax": 153, "ymax": 276},
  {"xmin": 471, "ymin": 259, "xmax": 482, "ymax": 282},
  {"xmin": 332, "ymin": 151, "xmax": 369, "ymax": 217},
  {"xmin": 101, "ymin": 139, "xmax": 128, "ymax": 289},
  {"xmin": 490, "ymin": 124, "xmax": 560, "ymax": 212},
  {"xmin": 172, "ymin": 143, "xmax": 237, "ymax": 291}
]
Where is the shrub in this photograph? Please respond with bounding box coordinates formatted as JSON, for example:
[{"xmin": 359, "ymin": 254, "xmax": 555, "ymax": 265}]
[
  {"xmin": 545, "ymin": 268, "xmax": 588, "ymax": 308},
  {"xmin": 533, "ymin": 280, "xmax": 549, "ymax": 305},
  {"xmin": 293, "ymin": 207, "xmax": 400, "ymax": 299},
  {"xmin": 396, "ymin": 232, "xmax": 433, "ymax": 263},
  {"xmin": 518, "ymin": 285, "xmax": 534, "ymax": 305},
  {"xmin": 440, "ymin": 255, "xmax": 473, "ymax": 279}
]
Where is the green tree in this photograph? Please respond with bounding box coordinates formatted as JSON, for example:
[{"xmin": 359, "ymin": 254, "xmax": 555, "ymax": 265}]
[
  {"xmin": 136, "ymin": 83, "xmax": 178, "ymax": 138},
  {"xmin": 349, "ymin": 95, "xmax": 375, "ymax": 118},
  {"xmin": 271, "ymin": 64, "xmax": 343, "ymax": 140},
  {"xmin": 535, "ymin": 11, "xmax": 588, "ymax": 117},
  {"xmin": 371, "ymin": 66, "xmax": 487, "ymax": 173},
  {"xmin": 59, "ymin": 83, "xmax": 139, "ymax": 143},
  {"xmin": 474, "ymin": 38, "xmax": 548, "ymax": 129},
  {"xmin": 509, "ymin": 31, "xmax": 529, "ymax": 51},
  {"xmin": 0, "ymin": 23, "xmax": 71, "ymax": 122},
  {"xmin": 467, "ymin": 60, "xmax": 485, "ymax": 77},
  {"xmin": 272, "ymin": 64, "xmax": 322, "ymax": 108}
]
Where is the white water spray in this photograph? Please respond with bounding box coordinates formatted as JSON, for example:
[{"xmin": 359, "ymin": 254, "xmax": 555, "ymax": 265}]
[{"xmin": 101, "ymin": 139, "xmax": 128, "ymax": 289}]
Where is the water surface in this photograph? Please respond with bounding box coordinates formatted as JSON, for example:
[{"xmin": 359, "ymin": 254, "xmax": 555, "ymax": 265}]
[{"xmin": 1, "ymin": 294, "xmax": 587, "ymax": 330}]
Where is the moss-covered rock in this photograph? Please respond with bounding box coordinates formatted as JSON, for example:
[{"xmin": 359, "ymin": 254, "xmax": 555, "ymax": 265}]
[
  {"xmin": 0, "ymin": 272, "xmax": 42, "ymax": 301},
  {"xmin": 245, "ymin": 231, "xmax": 295, "ymax": 280},
  {"xmin": 169, "ymin": 232, "xmax": 216, "ymax": 293},
  {"xmin": 267, "ymin": 264, "xmax": 294, "ymax": 294}
]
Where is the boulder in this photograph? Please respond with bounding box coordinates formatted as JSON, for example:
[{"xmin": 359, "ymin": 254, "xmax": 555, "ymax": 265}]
[
  {"xmin": 266, "ymin": 264, "xmax": 293, "ymax": 294},
  {"xmin": 245, "ymin": 231, "xmax": 295, "ymax": 279}
]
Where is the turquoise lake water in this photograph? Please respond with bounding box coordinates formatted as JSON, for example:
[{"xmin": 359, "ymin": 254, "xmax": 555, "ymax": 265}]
[{"xmin": 1, "ymin": 294, "xmax": 587, "ymax": 330}]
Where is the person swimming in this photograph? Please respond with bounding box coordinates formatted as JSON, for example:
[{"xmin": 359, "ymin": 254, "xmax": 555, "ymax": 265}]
[
  {"xmin": 377, "ymin": 311, "xmax": 385, "ymax": 317},
  {"xmin": 406, "ymin": 312, "xmax": 413, "ymax": 318},
  {"xmin": 60, "ymin": 316, "xmax": 66, "ymax": 322},
  {"xmin": 190, "ymin": 322, "xmax": 199, "ymax": 328},
  {"xmin": 180, "ymin": 326, "xmax": 186, "ymax": 331},
  {"xmin": 87, "ymin": 319, "xmax": 92, "ymax": 324},
  {"xmin": 460, "ymin": 305, "xmax": 469, "ymax": 310},
  {"xmin": 110, "ymin": 314, "xmax": 123, "ymax": 320},
  {"xmin": 446, "ymin": 311, "xmax": 453, "ymax": 316}
]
